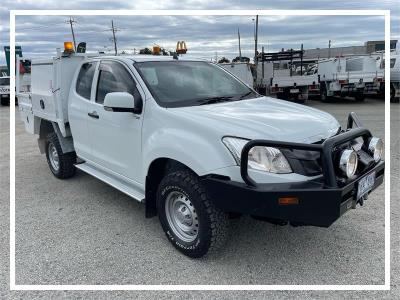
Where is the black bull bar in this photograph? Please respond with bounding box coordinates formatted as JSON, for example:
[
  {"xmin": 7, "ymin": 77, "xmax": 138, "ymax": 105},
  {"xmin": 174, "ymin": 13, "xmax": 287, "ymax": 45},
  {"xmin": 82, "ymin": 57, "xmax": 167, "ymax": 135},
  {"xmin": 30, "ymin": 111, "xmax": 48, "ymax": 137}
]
[
  {"xmin": 202, "ymin": 112, "xmax": 385, "ymax": 227},
  {"xmin": 240, "ymin": 112, "xmax": 371, "ymax": 188}
]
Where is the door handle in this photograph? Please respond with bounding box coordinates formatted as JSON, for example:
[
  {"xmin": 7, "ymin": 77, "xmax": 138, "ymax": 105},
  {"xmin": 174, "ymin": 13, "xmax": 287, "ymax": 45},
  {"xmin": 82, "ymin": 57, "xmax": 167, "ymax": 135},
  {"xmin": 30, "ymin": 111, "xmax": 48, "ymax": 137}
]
[{"xmin": 88, "ymin": 111, "xmax": 99, "ymax": 119}]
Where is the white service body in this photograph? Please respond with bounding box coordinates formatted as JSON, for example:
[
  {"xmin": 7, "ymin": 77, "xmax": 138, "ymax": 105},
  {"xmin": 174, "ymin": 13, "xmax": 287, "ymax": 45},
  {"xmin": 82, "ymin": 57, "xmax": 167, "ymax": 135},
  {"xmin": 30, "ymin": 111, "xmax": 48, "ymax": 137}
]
[{"xmin": 219, "ymin": 62, "xmax": 254, "ymax": 87}]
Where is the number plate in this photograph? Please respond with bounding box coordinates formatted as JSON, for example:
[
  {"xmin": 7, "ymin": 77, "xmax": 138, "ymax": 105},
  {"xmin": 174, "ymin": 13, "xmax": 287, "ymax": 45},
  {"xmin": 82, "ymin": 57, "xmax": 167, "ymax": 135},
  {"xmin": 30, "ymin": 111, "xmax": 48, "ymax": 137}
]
[
  {"xmin": 357, "ymin": 172, "xmax": 375, "ymax": 199},
  {"xmin": 290, "ymin": 88, "xmax": 299, "ymax": 93}
]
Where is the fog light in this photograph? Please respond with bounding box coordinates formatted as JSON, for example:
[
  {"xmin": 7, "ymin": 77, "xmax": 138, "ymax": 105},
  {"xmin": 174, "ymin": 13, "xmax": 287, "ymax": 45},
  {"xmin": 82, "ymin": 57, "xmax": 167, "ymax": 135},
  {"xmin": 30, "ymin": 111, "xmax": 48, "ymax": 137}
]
[
  {"xmin": 368, "ymin": 137, "xmax": 384, "ymax": 162},
  {"xmin": 339, "ymin": 150, "xmax": 358, "ymax": 178}
]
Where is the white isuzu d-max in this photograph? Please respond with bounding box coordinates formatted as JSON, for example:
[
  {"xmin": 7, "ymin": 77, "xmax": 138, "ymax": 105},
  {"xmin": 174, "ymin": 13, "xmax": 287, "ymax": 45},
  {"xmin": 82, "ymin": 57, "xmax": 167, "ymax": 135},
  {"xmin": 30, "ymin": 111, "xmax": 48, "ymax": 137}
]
[{"xmin": 18, "ymin": 45, "xmax": 385, "ymax": 258}]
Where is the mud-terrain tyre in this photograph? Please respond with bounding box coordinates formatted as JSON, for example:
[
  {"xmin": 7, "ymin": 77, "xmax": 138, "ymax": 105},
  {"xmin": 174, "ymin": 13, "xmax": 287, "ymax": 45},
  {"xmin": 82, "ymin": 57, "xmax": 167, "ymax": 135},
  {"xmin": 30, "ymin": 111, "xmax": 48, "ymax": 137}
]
[
  {"xmin": 45, "ymin": 132, "xmax": 76, "ymax": 179},
  {"xmin": 0, "ymin": 98, "xmax": 9, "ymax": 106},
  {"xmin": 157, "ymin": 170, "xmax": 229, "ymax": 258}
]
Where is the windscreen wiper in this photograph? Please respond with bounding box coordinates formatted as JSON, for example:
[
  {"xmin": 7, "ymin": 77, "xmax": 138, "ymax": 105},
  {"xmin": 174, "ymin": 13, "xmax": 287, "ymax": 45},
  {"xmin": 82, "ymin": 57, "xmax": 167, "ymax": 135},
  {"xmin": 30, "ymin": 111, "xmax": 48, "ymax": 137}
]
[
  {"xmin": 197, "ymin": 96, "xmax": 234, "ymax": 105},
  {"xmin": 239, "ymin": 91, "xmax": 253, "ymax": 99}
]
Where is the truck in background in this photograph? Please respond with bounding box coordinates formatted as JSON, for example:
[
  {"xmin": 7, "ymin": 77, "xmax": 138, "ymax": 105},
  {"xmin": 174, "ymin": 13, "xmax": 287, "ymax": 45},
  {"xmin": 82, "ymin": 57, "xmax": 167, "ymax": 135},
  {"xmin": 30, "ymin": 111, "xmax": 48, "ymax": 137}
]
[
  {"xmin": 0, "ymin": 76, "xmax": 10, "ymax": 106},
  {"xmin": 219, "ymin": 62, "xmax": 254, "ymax": 87},
  {"xmin": 270, "ymin": 66, "xmax": 319, "ymax": 103},
  {"xmin": 389, "ymin": 53, "xmax": 400, "ymax": 103},
  {"xmin": 318, "ymin": 56, "xmax": 383, "ymax": 102}
]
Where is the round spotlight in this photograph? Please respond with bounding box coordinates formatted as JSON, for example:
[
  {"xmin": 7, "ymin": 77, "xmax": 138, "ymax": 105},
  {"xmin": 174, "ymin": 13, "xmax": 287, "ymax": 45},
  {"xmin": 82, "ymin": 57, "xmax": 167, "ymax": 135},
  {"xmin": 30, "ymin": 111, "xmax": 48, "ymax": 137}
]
[
  {"xmin": 368, "ymin": 137, "xmax": 384, "ymax": 162},
  {"xmin": 339, "ymin": 150, "xmax": 358, "ymax": 178}
]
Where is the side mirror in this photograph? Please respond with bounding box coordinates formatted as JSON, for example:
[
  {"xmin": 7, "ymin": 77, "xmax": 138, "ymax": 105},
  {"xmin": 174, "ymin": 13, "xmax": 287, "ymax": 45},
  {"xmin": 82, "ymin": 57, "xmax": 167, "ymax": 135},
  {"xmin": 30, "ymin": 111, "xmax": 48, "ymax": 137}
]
[{"xmin": 104, "ymin": 92, "xmax": 139, "ymax": 113}]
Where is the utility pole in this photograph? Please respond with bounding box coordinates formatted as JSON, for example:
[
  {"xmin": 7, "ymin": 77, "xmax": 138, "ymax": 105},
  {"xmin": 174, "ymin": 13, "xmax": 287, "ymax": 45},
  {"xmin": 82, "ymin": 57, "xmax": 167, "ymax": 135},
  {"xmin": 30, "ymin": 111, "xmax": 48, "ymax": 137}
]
[
  {"xmin": 238, "ymin": 28, "xmax": 242, "ymax": 61},
  {"xmin": 328, "ymin": 39, "xmax": 331, "ymax": 58},
  {"xmin": 66, "ymin": 17, "xmax": 77, "ymax": 51},
  {"xmin": 254, "ymin": 15, "xmax": 259, "ymax": 65},
  {"xmin": 300, "ymin": 43, "xmax": 304, "ymax": 75},
  {"xmin": 111, "ymin": 20, "xmax": 118, "ymax": 56}
]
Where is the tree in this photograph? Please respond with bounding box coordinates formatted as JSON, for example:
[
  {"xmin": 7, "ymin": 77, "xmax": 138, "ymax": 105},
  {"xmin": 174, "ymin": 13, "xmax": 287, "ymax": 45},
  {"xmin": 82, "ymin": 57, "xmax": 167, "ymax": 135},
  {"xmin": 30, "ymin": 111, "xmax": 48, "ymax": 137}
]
[
  {"xmin": 139, "ymin": 47, "xmax": 152, "ymax": 55},
  {"xmin": 218, "ymin": 57, "xmax": 230, "ymax": 63},
  {"xmin": 232, "ymin": 56, "xmax": 250, "ymax": 63}
]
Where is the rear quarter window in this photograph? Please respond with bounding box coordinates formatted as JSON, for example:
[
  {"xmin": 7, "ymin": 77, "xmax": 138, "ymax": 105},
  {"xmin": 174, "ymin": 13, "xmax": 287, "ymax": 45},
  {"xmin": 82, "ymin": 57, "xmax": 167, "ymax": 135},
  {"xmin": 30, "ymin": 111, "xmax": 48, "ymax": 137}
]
[{"xmin": 76, "ymin": 63, "xmax": 95, "ymax": 100}]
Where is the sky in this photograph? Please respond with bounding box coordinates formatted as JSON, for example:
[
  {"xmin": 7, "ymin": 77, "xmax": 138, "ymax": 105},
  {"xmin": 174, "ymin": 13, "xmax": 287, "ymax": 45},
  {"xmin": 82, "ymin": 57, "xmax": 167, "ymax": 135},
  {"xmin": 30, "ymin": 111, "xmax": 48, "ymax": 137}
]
[{"xmin": 0, "ymin": 0, "xmax": 399, "ymax": 65}]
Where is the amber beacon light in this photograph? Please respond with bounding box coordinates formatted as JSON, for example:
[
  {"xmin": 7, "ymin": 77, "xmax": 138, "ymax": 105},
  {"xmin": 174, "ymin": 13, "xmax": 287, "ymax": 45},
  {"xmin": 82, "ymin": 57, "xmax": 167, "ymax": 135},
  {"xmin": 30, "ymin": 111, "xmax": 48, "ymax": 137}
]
[{"xmin": 64, "ymin": 42, "xmax": 75, "ymax": 53}]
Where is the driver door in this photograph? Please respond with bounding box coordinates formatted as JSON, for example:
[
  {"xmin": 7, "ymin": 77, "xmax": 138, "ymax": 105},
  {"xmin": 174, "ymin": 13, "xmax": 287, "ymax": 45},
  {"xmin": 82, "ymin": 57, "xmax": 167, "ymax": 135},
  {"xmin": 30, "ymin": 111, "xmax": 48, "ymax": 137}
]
[{"xmin": 87, "ymin": 60, "xmax": 144, "ymax": 183}]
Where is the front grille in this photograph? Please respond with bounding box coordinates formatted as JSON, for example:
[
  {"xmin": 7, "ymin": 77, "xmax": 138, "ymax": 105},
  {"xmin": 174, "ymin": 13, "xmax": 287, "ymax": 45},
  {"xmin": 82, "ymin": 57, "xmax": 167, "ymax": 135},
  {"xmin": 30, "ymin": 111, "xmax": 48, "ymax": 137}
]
[{"xmin": 283, "ymin": 135, "xmax": 376, "ymax": 184}]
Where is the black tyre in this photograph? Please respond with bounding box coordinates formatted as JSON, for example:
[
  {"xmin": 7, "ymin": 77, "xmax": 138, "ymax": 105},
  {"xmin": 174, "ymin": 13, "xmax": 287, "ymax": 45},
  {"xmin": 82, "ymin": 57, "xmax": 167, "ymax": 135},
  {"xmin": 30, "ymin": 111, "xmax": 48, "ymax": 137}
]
[
  {"xmin": 157, "ymin": 170, "xmax": 229, "ymax": 258},
  {"xmin": 355, "ymin": 93, "xmax": 365, "ymax": 102},
  {"xmin": 45, "ymin": 132, "xmax": 76, "ymax": 179},
  {"xmin": 276, "ymin": 92, "xmax": 284, "ymax": 100},
  {"xmin": 0, "ymin": 97, "xmax": 9, "ymax": 106},
  {"xmin": 391, "ymin": 87, "xmax": 399, "ymax": 103},
  {"xmin": 320, "ymin": 84, "xmax": 331, "ymax": 103}
]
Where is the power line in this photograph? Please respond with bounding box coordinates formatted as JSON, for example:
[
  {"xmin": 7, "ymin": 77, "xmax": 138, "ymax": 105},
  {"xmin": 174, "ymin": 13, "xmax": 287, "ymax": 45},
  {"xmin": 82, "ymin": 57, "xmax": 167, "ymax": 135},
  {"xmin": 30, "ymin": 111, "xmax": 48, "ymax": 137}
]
[{"xmin": 16, "ymin": 22, "xmax": 66, "ymax": 31}]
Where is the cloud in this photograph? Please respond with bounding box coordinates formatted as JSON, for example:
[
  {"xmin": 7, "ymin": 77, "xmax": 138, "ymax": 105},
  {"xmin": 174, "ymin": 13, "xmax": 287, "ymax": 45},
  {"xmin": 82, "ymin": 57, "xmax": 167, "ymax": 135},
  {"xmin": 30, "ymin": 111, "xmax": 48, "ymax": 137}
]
[{"xmin": 0, "ymin": 0, "xmax": 398, "ymax": 65}]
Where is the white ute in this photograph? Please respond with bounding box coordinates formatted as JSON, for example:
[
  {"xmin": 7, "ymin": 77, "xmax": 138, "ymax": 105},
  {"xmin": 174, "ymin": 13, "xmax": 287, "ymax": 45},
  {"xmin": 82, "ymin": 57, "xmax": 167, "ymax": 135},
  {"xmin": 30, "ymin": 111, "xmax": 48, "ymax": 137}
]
[{"xmin": 18, "ymin": 45, "xmax": 385, "ymax": 258}]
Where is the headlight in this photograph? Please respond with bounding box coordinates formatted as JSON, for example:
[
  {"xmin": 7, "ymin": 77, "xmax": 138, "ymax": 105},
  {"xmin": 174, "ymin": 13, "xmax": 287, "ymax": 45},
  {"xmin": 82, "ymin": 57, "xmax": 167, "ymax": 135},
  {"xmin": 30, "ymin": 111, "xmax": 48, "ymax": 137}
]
[
  {"xmin": 339, "ymin": 149, "xmax": 358, "ymax": 178},
  {"xmin": 222, "ymin": 137, "xmax": 292, "ymax": 174},
  {"xmin": 368, "ymin": 137, "xmax": 384, "ymax": 162}
]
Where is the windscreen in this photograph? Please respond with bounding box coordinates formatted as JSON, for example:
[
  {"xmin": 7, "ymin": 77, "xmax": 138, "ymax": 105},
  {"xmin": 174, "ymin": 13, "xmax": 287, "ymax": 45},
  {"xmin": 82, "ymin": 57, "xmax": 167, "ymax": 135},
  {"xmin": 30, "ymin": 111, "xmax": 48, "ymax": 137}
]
[{"xmin": 135, "ymin": 61, "xmax": 257, "ymax": 107}]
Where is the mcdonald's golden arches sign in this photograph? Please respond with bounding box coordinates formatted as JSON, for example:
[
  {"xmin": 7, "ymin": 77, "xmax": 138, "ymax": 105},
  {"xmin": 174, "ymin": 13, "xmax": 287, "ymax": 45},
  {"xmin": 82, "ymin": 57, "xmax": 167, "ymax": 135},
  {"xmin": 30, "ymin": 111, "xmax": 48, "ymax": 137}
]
[{"xmin": 176, "ymin": 41, "xmax": 187, "ymax": 54}]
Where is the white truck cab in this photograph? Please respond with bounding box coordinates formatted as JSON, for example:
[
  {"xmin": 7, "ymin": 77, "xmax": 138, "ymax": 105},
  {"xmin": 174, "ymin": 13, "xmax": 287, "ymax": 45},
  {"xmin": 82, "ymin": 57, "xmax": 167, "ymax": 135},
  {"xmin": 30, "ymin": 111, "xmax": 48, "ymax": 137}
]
[{"xmin": 18, "ymin": 46, "xmax": 385, "ymax": 258}]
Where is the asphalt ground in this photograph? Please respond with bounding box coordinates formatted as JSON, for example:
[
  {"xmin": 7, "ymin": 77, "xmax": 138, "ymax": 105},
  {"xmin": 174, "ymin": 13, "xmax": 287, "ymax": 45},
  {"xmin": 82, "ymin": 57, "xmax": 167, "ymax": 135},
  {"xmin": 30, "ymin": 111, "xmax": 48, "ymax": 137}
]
[{"xmin": 0, "ymin": 97, "xmax": 399, "ymax": 299}]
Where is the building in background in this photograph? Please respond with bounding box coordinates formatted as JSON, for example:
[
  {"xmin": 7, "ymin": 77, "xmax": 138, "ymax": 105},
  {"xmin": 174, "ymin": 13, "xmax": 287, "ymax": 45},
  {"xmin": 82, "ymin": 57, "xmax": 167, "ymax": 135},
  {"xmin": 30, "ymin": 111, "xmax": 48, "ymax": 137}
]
[{"xmin": 303, "ymin": 40, "xmax": 398, "ymax": 59}]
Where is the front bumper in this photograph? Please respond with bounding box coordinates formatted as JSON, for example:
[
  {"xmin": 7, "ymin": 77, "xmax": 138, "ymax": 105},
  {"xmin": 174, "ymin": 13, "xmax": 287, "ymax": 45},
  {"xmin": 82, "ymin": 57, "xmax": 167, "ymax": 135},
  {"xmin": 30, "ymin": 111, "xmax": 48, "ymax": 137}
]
[
  {"xmin": 203, "ymin": 161, "xmax": 384, "ymax": 227},
  {"xmin": 204, "ymin": 113, "xmax": 385, "ymax": 228}
]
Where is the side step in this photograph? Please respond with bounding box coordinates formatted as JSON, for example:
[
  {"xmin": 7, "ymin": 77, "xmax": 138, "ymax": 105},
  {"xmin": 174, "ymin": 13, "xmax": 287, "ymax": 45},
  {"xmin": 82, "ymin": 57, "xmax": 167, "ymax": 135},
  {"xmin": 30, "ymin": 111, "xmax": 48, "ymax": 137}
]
[{"xmin": 75, "ymin": 163, "xmax": 145, "ymax": 202}]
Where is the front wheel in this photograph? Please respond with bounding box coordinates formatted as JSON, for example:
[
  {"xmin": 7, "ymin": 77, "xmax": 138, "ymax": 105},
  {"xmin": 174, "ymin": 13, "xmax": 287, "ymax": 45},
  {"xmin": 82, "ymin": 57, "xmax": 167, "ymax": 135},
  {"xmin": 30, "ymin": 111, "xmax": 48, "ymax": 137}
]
[{"xmin": 157, "ymin": 170, "xmax": 229, "ymax": 258}]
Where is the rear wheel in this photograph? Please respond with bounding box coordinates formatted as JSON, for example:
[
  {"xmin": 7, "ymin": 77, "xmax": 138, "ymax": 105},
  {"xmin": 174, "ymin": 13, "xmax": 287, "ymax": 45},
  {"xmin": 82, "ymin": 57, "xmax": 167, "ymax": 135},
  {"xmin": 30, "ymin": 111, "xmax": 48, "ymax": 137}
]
[
  {"xmin": 391, "ymin": 87, "xmax": 399, "ymax": 103},
  {"xmin": 276, "ymin": 92, "xmax": 284, "ymax": 100},
  {"xmin": 45, "ymin": 133, "xmax": 76, "ymax": 179},
  {"xmin": 157, "ymin": 170, "xmax": 229, "ymax": 258},
  {"xmin": 355, "ymin": 93, "xmax": 365, "ymax": 102},
  {"xmin": 0, "ymin": 97, "xmax": 9, "ymax": 106},
  {"xmin": 320, "ymin": 83, "xmax": 331, "ymax": 103}
]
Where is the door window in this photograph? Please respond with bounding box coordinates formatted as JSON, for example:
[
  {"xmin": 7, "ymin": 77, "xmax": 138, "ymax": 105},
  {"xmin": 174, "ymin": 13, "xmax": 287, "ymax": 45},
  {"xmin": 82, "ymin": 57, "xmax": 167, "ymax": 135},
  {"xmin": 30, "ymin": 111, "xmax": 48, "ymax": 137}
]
[
  {"xmin": 96, "ymin": 61, "xmax": 138, "ymax": 104},
  {"xmin": 76, "ymin": 62, "xmax": 96, "ymax": 100}
]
